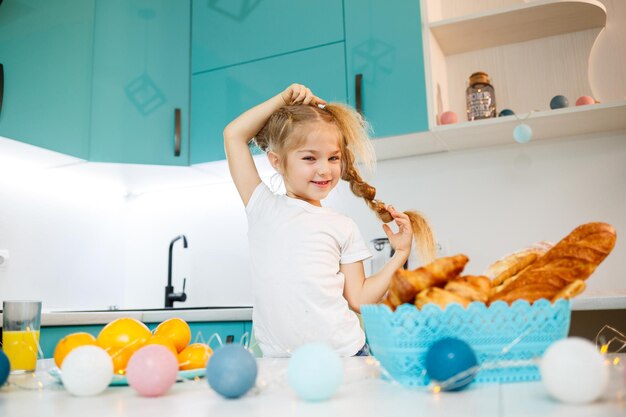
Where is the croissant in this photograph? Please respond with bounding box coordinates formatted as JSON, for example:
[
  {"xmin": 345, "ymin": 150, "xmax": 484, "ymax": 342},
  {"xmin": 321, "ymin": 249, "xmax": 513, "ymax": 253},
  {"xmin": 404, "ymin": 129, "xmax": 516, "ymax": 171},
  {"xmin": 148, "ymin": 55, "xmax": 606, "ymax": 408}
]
[
  {"xmin": 415, "ymin": 287, "xmax": 470, "ymax": 309},
  {"xmin": 383, "ymin": 254, "xmax": 469, "ymax": 310},
  {"xmin": 444, "ymin": 275, "xmax": 491, "ymax": 303},
  {"xmin": 490, "ymin": 222, "xmax": 616, "ymax": 304}
]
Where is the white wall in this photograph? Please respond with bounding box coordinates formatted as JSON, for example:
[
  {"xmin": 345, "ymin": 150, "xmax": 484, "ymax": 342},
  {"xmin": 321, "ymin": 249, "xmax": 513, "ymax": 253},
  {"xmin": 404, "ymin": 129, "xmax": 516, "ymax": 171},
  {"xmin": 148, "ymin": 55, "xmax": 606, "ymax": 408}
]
[{"xmin": 0, "ymin": 131, "xmax": 624, "ymax": 311}]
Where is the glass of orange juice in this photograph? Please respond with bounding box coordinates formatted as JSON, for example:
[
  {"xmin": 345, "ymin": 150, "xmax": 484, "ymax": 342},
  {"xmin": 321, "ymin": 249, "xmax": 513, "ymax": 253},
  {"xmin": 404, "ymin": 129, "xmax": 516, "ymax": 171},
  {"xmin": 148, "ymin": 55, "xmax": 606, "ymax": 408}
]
[{"xmin": 2, "ymin": 300, "xmax": 42, "ymax": 373}]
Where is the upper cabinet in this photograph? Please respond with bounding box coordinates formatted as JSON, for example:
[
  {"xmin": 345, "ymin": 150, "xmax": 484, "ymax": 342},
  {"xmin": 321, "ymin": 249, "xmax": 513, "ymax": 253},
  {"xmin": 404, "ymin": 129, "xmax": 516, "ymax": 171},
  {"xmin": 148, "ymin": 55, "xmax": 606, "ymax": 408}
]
[
  {"xmin": 344, "ymin": 0, "xmax": 430, "ymax": 138},
  {"xmin": 191, "ymin": 0, "xmax": 344, "ymax": 73},
  {"xmin": 191, "ymin": 43, "xmax": 347, "ymax": 163},
  {"xmin": 89, "ymin": 0, "xmax": 191, "ymax": 166},
  {"xmin": 0, "ymin": 0, "xmax": 95, "ymax": 159}
]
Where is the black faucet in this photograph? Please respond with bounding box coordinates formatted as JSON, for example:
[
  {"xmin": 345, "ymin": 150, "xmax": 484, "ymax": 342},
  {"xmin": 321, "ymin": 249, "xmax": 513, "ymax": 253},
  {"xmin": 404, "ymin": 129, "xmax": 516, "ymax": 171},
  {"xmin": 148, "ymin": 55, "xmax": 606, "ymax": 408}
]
[{"xmin": 165, "ymin": 235, "xmax": 188, "ymax": 308}]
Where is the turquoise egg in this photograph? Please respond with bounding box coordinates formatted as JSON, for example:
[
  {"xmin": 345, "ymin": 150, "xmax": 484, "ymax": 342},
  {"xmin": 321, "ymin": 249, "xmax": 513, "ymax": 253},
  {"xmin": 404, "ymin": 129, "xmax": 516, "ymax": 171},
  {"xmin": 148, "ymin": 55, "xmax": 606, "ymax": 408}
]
[
  {"xmin": 425, "ymin": 338, "xmax": 478, "ymax": 391},
  {"xmin": 513, "ymin": 123, "xmax": 533, "ymax": 143},
  {"xmin": 550, "ymin": 95, "xmax": 569, "ymax": 109}
]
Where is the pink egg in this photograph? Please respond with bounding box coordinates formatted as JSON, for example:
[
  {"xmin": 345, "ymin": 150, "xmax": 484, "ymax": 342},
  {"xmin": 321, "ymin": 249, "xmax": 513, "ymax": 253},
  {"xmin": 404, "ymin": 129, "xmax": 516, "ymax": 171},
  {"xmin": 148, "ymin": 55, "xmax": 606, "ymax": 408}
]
[
  {"xmin": 440, "ymin": 111, "xmax": 458, "ymax": 125},
  {"xmin": 575, "ymin": 96, "xmax": 595, "ymax": 106},
  {"xmin": 126, "ymin": 345, "xmax": 179, "ymax": 397}
]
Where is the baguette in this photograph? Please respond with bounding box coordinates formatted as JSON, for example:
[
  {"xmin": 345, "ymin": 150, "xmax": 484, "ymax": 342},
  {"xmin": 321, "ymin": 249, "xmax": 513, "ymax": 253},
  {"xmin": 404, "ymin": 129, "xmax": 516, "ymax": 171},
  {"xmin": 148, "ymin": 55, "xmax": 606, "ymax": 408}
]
[{"xmin": 490, "ymin": 222, "xmax": 616, "ymax": 304}]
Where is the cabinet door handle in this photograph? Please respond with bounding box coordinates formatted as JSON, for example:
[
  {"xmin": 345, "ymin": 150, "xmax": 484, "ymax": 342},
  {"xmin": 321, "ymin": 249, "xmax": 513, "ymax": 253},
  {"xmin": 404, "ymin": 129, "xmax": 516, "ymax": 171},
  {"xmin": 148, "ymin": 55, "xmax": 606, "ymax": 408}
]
[
  {"xmin": 355, "ymin": 73, "xmax": 363, "ymax": 114},
  {"xmin": 0, "ymin": 64, "xmax": 4, "ymax": 116},
  {"xmin": 174, "ymin": 108, "xmax": 181, "ymax": 157}
]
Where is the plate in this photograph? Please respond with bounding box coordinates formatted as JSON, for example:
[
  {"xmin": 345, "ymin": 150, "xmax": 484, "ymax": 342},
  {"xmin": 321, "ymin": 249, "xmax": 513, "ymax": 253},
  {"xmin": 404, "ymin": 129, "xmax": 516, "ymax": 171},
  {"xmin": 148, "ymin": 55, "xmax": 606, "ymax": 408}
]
[{"xmin": 48, "ymin": 366, "xmax": 205, "ymax": 386}]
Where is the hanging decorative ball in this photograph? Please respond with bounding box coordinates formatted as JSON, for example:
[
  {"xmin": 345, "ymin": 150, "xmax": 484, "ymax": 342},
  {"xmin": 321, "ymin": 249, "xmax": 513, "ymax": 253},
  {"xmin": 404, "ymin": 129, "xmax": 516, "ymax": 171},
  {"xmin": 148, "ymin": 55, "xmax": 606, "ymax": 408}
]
[
  {"xmin": 288, "ymin": 343, "xmax": 343, "ymax": 401},
  {"xmin": 498, "ymin": 109, "xmax": 515, "ymax": 117},
  {"xmin": 61, "ymin": 345, "xmax": 113, "ymax": 396},
  {"xmin": 425, "ymin": 338, "xmax": 478, "ymax": 391},
  {"xmin": 549, "ymin": 95, "xmax": 569, "ymax": 109},
  {"xmin": 513, "ymin": 123, "xmax": 533, "ymax": 144},
  {"xmin": 440, "ymin": 111, "xmax": 458, "ymax": 125},
  {"xmin": 540, "ymin": 337, "xmax": 609, "ymax": 404},
  {"xmin": 575, "ymin": 95, "xmax": 595, "ymax": 106},
  {"xmin": 126, "ymin": 344, "xmax": 179, "ymax": 397},
  {"xmin": 207, "ymin": 344, "xmax": 258, "ymax": 399},
  {"xmin": 0, "ymin": 350, "xmax": 10, "ymax": 387}
]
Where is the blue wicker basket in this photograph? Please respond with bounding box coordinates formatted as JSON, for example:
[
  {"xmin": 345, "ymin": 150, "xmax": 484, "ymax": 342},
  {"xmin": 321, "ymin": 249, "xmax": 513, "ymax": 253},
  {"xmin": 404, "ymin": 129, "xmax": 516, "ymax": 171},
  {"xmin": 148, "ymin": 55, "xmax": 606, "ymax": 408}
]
[{"xmin": 361, "ymin": 299, "xmax": 571, "ymax": 387}]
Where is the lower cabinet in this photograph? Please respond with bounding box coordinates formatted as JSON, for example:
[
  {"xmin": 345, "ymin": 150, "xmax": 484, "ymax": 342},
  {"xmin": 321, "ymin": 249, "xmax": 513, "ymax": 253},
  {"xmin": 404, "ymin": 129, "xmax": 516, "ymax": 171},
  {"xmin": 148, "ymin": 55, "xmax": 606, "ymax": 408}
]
[
  {"xmin": 39, "ymin": 321, "xmax": 251, "ymax": 359},
  {"xmin": 191, "ymin": 42, "xmax": 347, "ymax": 164}
]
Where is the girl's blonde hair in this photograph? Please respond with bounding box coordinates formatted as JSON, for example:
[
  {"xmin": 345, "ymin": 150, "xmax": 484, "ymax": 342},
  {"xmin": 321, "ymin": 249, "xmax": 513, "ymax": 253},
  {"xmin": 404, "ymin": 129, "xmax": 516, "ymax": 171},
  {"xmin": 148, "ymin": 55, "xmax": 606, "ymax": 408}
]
[{"xmin": 255, "ymin": 103, "xmax": 436, "ymax": 264}]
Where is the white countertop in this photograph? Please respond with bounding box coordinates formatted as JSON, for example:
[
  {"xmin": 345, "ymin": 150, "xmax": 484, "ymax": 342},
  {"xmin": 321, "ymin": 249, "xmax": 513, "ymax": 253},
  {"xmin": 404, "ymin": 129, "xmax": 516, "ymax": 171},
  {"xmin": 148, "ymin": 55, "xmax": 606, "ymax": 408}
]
[
  {"xmin": 0, "ymin": 357, "xmax": 624, "ymax": 417},
  {"xmin": 33, "ymin": 307, "xmax": 253, "ymax": 326}
]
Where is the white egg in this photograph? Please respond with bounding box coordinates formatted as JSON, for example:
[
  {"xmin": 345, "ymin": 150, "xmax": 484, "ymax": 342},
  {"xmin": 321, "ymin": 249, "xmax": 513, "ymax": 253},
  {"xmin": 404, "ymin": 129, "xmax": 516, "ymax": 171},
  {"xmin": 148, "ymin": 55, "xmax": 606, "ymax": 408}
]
[
  {"xmin": 540, "ymin": 337, "xmax": 609, "ymax": 404},
  {"xmin": 61, "ymin": 345, "xmax": 113, "ymax": 396}
]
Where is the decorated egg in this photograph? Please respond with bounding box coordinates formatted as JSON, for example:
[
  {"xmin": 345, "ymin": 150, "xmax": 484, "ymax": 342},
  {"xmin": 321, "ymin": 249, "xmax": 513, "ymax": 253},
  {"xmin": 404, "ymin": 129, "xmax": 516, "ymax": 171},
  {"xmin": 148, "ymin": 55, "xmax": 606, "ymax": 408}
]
[
  {"xmin": 549, "ymin": 95, "xmax": 569, "ymax": 109},
  {"xmin": 207, "ymin": 344, "xmax": 257, "ymax": 399},
  {"xmin": 425, "ymin": 338, "xmax": 478, "ymax": 391},
  {"xmin": 440, "ymin": 111, "xmax": 458, "ymax": 125},
  {"xmin": 0, "ymin": 350, "xmax": 10, "ymax": 387},
  {"xmin": 513, "ymin": 123, "xmax": 533, "ymax": 144},
  {"xmin": 126, "ymin": 344, "xmax": 179, "ymax": 397},
  {"xmin": 575, "ymin": 95, "xmax": 595, "ymax": 106},
  {"xmin": 61, "ymin": 345, "xmax": 113, "ymax": 396},
  {"xmin": 288, "ymin": 343, "xmax": 343, "ymax": 401},
  {"xmin": 540, "ymin": 337, "xmax": 608, "ymax": 404}
]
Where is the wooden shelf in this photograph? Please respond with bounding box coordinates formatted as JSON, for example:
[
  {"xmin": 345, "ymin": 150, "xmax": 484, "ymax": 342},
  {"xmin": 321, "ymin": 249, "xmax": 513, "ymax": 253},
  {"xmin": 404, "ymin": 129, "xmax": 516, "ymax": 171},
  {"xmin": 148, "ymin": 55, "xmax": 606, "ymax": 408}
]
[
  {"xmin": 430, "ymin": 0, "xmax": 606, "ymax": 55},
  {"xmin": 373, "ymin": 101, "xmax": 626, "ymax": 161}
]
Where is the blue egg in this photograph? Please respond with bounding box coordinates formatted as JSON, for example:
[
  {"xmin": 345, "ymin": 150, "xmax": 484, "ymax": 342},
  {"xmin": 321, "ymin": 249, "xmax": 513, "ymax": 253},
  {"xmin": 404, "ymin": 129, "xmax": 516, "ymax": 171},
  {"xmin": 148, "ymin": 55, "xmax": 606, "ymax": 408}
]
[
  {"xmin": 206, "ymin": 344, "xmax": 258, "ymax": 399},
  {"xmin": 498, "ymin": 109, "xmax": 515, "ymax": 117},
  {"xmin": 425, "ymin": 338, "xmax": 478, "ymax": 391},
  {"xmin": 288, "ymin": 343, "xmax": 343, "ymax": 401},
  {"xmin": 550, "ymin": 95, "xmax": 569, "ymax": 109},
  {"xmin": 0, "ymin": 350, "xmax": 9, "ymax": 387},
  {"xmin": 513, "ymin": 123, "xmax": 533, "ymax": 143}
]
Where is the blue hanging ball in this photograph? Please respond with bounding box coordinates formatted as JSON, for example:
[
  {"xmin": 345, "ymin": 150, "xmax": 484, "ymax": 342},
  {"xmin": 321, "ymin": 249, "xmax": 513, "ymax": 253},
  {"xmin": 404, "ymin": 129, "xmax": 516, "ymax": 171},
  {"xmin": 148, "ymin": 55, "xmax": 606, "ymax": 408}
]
[
  {"xmin": 498, "ymin": 108, "xmax": 515, "ymax": 117},
  {"xmin": 550, "ymin": 95, "xmax": 569, "ymax": 109},
  {"xmin": 425, "ymin": 338, "xmax": 478, "ymax": 391},
  {"xmin": 513, "ymin": 123, "xmax": 533, "ymax": 143},
  {"xmin": 0, "ymin": 350, "xmax": 10, "ymax": 387},
  {"xmin": 288, "ymin": 343, "xmax": 343, "ymax": 401},
  {"xmin": 206, "ymin": 344, "xmax": 258, "ymax": 399}
]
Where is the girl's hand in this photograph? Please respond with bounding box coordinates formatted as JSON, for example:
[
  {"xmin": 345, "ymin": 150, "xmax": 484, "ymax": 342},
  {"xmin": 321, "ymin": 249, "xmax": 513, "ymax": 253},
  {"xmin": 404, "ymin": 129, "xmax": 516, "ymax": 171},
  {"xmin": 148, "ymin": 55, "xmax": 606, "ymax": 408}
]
[
  {"xmin": 382, "ymin": 205, "xmax": 413, "ymax": 255},
  {"xmin": 280, "ymin": 83, "xmax": 326, "ymax": 106}
]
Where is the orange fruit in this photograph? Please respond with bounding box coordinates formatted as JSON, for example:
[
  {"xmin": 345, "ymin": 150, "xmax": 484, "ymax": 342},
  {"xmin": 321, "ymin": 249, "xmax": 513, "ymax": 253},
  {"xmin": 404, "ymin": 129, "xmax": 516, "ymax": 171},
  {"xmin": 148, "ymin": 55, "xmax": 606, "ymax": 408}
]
[
  {"xmin": 97, "ymin": 317, "xmax": 152, "ymax": 351},
  {"xmin": 108, "ymin": 345, "xmax": 137, "ymax": 375},
  {"xmin": 96, "ymin": 317, "xmax": 152, "ymax": 374},
  {"xmin": 177, "ymin": 343, "xmax": 212, "ymax": 370},
  {"xmin": 144, "ymin": 335, "xmax": 178, "ymax": 357},
  {"xmin": 53, "ymin": 332, "xmax": 97, "ymax": 368},
  {"xmin": 153, "ymin": 318, "xmax": 191, "ymax": 353}
]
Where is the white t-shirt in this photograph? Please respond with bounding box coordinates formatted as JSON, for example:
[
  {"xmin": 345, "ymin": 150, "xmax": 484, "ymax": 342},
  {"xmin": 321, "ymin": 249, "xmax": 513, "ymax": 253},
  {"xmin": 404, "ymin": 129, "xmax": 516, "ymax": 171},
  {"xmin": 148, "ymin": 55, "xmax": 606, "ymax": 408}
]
[{"xmin": 246, "ymin": 182, "xmax": 371, "ymax": 357}]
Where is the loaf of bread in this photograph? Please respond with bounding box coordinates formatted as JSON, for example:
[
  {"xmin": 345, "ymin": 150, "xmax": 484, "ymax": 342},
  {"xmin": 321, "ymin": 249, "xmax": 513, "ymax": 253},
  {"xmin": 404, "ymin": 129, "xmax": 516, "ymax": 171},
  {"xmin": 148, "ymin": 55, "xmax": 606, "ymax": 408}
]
[{"xmin": 490, "ymin": 222, "xmax": 616, "ymax": 304}]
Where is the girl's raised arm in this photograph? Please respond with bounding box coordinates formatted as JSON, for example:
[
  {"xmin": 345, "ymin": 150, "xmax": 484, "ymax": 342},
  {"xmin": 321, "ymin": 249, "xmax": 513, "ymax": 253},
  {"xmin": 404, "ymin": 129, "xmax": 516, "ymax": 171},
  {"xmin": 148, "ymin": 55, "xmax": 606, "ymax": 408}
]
[{"xmin": 223, "ymin": 84, "xmax": 325, "ymax": 206}]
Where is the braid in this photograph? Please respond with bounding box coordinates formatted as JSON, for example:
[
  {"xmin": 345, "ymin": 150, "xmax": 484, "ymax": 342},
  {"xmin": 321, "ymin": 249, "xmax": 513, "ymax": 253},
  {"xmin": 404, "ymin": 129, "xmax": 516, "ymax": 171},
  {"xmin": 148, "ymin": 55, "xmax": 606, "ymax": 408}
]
[{"xmin": 342, "ymin": 148, "xmax": 436, "ymax": 264}]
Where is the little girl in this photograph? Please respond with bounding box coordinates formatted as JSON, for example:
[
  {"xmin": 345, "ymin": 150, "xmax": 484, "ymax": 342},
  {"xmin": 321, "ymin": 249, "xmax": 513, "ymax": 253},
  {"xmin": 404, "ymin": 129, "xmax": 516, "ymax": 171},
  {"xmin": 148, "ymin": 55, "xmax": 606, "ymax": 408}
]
[{"xmin": 224, "ymin": 84, "xmax": 435, "ymax": 357}]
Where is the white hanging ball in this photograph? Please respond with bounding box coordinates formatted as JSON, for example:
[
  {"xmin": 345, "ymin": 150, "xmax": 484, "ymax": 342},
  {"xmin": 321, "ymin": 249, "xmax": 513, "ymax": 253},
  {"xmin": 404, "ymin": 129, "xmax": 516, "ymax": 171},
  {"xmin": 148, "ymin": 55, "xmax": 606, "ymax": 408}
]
[
  {"xmin": 540, "ymin": 337, "xmax": 609, "ymax": 404},
  {"xmin": 61, "ymin": 345, "xmax": 113, "ymax": 396}
]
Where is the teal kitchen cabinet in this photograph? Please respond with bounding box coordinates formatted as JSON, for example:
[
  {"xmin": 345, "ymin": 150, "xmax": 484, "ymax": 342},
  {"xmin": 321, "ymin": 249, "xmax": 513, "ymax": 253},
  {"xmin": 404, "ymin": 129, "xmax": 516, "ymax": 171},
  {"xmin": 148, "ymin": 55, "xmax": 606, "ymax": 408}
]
[
  {"xmin": 0, "ymin": 0, "xmax": 95, "ymax": 158},
  {"xmin": 191, "ymin": 43, "xmax": 347, "ymax": 163},
  {"xmin": 192, "ymin": 0, "xmax": 344, "ymax": 74},
  {"xmin": 39, "ymin": 321, "xmax": 251, "ymax": 358},
  {"xmin": 89, "ymin": 0, "xmax": 191, "ymax": 166},
  {"xmin": 344, "ymin": 0, "xmax": 429, "ymax": 138}
]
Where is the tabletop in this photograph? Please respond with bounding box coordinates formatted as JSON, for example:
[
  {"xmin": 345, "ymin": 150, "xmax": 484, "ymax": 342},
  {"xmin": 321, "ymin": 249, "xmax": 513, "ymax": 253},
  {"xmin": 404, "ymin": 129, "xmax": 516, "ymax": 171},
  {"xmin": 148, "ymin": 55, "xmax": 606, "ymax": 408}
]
[{"xmin": 0, "ymin": 357, "xmax": 624, "ymax": 417}]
